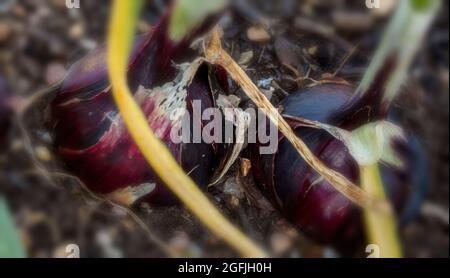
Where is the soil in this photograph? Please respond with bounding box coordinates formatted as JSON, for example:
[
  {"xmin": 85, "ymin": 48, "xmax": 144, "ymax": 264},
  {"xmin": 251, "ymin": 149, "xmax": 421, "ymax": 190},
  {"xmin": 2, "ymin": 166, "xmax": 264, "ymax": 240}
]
[{"xmin": 0, "ymin": 0, "xmax": 448, "ymax": 258}]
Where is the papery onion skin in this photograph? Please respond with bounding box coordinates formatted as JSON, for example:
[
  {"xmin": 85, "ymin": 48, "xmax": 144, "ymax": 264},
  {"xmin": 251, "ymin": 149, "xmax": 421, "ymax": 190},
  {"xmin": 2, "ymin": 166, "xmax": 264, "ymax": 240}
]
[
  {"xmin": 251, "ymin": 83, "xmax": 428, "ymax": 249},
  {"xmin": 50, "ymin": 14, "xmax": 224, "ymax": 205}
]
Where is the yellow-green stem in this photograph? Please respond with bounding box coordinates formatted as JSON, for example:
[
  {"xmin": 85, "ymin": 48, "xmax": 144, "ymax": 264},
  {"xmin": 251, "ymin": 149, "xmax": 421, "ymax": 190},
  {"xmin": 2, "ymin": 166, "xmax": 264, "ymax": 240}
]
[
  {"xmin": 360, "ymin": 164, "xmax": 403, "ymax": 258},
  {"xmin": 107, "ymin": 0, "xmax": 266, "ymax": 258}
]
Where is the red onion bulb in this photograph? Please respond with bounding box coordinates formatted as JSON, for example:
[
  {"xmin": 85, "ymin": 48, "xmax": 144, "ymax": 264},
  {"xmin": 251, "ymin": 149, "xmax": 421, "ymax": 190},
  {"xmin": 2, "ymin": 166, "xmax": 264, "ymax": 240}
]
[
  {"xmin": 251, "ymin": 83, "xmax": 428, "ymax": 250},
  {"xmin": 50, "ymin": 14, "xmax": 224, "ymax": 205}
]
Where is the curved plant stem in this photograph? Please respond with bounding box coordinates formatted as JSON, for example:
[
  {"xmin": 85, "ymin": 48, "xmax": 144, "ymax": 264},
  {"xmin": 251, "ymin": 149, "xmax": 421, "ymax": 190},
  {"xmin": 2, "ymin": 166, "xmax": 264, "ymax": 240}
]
[
  {"xmin": 205, "ymin": 30, "xmax": 386, "ymax": 212},
  {"xmin": 361, "ymin": 164, "xmax": 403, "ymax": 258},
  {"xmin": 107, "ymin": 0, "xmax": 266, "ymax": 258},
  {"xmin": 356, "ymin": 0, "xmax": 439, "ymax": 258},
  {"xmin": 356, "ymin": 0, "xmax": 440, "ymax": 107}
]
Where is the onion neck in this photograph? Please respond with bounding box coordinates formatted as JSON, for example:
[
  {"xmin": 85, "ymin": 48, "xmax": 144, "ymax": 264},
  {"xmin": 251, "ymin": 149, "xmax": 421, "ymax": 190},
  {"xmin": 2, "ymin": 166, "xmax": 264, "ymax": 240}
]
[
  {"xmin": 128, "ymin": 3, "xmax": 224, "ymax": 91},
  {"xmin": 345, "ymin": 0, "xmax": 439, "ymax": 121}
]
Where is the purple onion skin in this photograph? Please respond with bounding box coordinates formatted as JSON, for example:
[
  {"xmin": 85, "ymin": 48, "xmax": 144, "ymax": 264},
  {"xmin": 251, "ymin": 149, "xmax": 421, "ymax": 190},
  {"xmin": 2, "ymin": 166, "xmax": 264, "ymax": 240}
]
[
  {"xmin": 51, "ymin": 14, "xmax": 225, "ymax": 205},
  {"xmin": 251, "ymin": 83, "xmax": 428, "ymax": 250}
]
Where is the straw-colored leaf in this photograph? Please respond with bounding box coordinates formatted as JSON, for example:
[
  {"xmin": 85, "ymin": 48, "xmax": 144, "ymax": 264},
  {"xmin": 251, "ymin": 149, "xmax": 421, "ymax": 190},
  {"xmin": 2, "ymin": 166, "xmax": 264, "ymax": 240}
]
[
  {"xmin": 205, "ymin": 30, "xmax": 386, "ymax": 212},
  {"xmin": 107, "ymin": 0, "xmax": 266, "ymax": 258}
]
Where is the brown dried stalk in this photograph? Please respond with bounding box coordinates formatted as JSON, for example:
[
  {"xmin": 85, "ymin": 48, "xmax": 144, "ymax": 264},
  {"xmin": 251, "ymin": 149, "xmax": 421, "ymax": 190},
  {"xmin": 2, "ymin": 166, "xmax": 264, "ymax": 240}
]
[{"xmin": 204, "ymin": 29, "xmax": 387, "ymax": 211}]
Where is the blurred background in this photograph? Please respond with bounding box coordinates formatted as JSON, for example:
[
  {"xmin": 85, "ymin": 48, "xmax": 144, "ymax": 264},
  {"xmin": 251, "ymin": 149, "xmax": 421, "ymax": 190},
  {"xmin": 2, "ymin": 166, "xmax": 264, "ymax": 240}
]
[{"xmin": 0, "ymin": 0, "xmax": 448, "ymax": 258}]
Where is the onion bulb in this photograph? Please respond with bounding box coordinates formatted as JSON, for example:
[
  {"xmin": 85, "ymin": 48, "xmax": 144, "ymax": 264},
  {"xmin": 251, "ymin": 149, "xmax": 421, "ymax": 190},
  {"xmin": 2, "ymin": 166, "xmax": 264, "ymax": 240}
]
[
  {"xmin": 251, "ymin": 82, "xmax": 428, "ymax": 249},
  {"xmin": 50, "ymin": 12, "xmax": 225, "ymax": 205}
]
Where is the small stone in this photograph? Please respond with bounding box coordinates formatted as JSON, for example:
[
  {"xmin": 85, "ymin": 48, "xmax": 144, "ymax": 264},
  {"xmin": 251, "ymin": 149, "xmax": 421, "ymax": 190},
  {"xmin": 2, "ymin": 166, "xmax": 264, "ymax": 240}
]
[
  {"xmin": 237, "ymin": 50, "xmax": 254, "ymax": 65},
  {"xmin": 332, "ymin": 11, "xmax": 374, "ymax": 33},
  {"xmin": 372, "ymin": 0, "xmax": 397, "ymax": 17},
  {"xmin": 0, "ymin": 21, "xmax": 12, "ymax": 43},
  {"xmin": 270, "ymin": 232, "xmax": 293, "ymax": 255},
  {"xmin": 247, "ymin": 26, "xmax": 271, "ymax": 43},
  {"xmin": 50, "ymin": 0, "xmax": 69, "ymax": 10},
  {"xmin": 230, "ymin": 195, "xmax": 240, "ymax": 208},
  {"xmin": 35, "ymin": 146, "xmax": 52, "ymax": 162},
  {"xmin": 12, "ymin": 4, "xmax": 27, "ymax": 17},
  {"xmin": 257, "ymin": 77, "xmax": 274, "ymax": 89},
  {"xmin": 69, "ymin": 23, "xmax": 84, "ymax": 40},
  {"xmin": 240, "ymin": 158, "xmax": 252, "ymax": 177},
  {"xmin": 45, "ymin": 62, "xmax": 67, "ymax": 85},
  {"xmin": 307, "ymin": 46, "xmax": 318, "ymax": 56}
]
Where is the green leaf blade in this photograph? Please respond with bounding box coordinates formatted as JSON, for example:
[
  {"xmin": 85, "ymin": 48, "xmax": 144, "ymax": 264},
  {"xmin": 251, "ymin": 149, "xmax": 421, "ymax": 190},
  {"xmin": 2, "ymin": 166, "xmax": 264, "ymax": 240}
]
[
  {"xmin": 0, "ymin": 196, "xmax": 26, "ymax": 258},
  {"xmin": 169, "ymin": 0, "xmax": 227, "ymax": 41}
]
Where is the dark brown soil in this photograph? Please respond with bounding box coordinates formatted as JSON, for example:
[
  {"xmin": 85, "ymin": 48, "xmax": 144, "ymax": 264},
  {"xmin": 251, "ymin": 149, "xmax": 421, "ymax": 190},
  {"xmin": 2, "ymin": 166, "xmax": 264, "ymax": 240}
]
[{"xmin": 0, "ymin": 0, "xmax": 448, "ymax": 258}]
